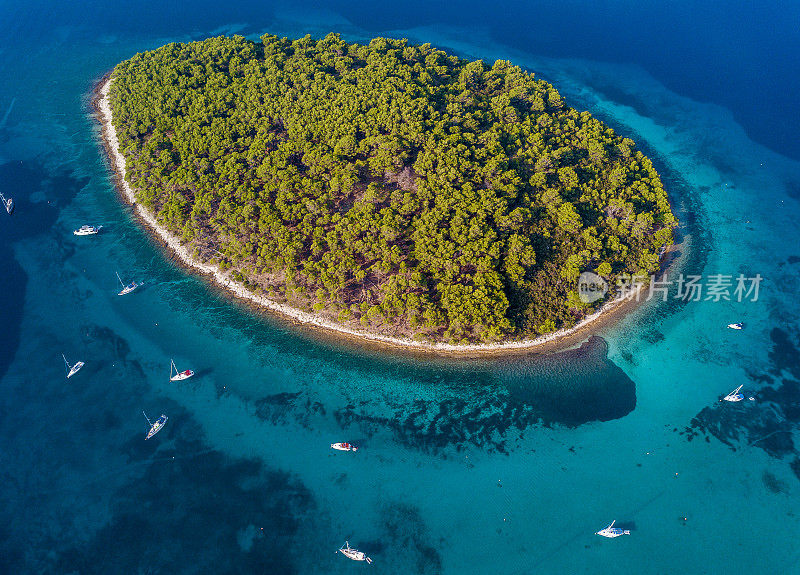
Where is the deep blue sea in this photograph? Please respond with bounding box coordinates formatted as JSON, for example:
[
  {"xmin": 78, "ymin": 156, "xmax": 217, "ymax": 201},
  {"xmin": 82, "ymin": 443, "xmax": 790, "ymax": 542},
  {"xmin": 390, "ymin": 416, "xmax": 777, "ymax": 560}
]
[{"xmin": 2, "ymin": 1, "xmax": 800, "ymax": 573}]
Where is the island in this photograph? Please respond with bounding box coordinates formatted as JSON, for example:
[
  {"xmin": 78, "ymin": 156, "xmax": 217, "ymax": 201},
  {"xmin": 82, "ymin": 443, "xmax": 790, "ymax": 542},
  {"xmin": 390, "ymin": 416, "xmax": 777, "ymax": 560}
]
[{"xmin": 97, "ymin": 33, "xmax": 676, "ymax": 350}]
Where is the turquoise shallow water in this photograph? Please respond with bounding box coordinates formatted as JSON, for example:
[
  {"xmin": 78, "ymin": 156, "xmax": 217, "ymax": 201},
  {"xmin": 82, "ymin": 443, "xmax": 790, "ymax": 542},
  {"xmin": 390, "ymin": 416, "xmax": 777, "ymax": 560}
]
[{"xmin": 2, "ymin": 4, "xmax": 800, "ymax": 574}]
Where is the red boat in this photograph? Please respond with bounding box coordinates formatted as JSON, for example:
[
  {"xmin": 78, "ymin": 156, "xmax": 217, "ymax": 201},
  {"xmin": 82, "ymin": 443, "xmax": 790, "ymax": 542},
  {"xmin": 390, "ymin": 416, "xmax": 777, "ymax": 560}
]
[{"xmin": 170, "ymin": 359, "xmax": 195, "ymax": 381}]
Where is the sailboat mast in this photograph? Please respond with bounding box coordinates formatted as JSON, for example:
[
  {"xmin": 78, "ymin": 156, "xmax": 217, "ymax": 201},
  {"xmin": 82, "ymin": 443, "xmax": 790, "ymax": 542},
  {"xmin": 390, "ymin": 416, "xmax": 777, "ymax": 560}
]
[
  {"xmin": 62, "ymin": 353, "xmax": 70, "ymax": 370},
  {"xmin": 142, "ymin": 410, "xmax": 152, "ymax": 426},
  {"xmin": 116, "ymin": 271, "xmax": 124, "ymax": 287}
]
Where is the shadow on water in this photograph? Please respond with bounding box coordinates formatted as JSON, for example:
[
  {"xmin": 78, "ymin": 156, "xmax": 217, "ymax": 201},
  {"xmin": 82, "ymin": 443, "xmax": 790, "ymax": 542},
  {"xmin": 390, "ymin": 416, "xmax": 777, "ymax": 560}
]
[
  {"xmin": 235, "ymin": 330, "xmax": 636, "ymax": 456},
  {"xmin": 685, "ymin": 327, "xmax": 800, "ymax": 482},
  {"xmin": 615, "ymin": 520, "xmax": 637, "ymax": 532},
  {"xmin": 189, "ymin": 367, "xmax": 215, "ymax": 379},
  {"xmin": 51, "ymin": 408, "xmax": 315, "ymax": 575},
  {"xmin": 0, "ymin": 160, "xmax": 90, "ymax": 382},
  {"xmin": 0, "ymin": 247, "xmax": 25, "ymax": 381},
  {"xmin": 501, "ymin": 336, "xmax": 637, "ymax": 427},
  {"xmin": 314, "ymin": 336, "xmax": 635, "ymax": 455},
  {"xmin": 368, "ymin": 501, "xmax": 443, "ymax": 574}
]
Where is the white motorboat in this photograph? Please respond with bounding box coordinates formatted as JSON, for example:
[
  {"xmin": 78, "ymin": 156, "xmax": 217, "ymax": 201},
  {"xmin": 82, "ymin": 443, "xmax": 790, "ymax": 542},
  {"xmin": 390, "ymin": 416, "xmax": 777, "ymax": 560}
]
[
  {"xmin": 116, "ymin": 271, "xmax": 138, "ymax": 295},
  {"xmin": 143, "ymin": 411, "xmax": 168, "ymax": 440},
  {"xmin": 74, "ymin": 225, "xmax": 102, "ymax": 236},
  {"xmin": 596, "ymin": 520, "xmax": 630, "ymax": 538},
  {"xmin": 0, "ymin": 192, "xmax": 13, "ymax": 215},
  {"xmin": 170, "ymin": 359, "xmax": 194, "ymax": 382},
  {"xmin": 727, "ymin": 323, "xmax": 743, "ymax": 330},
  {"xmin": 331, "ymin": 442, "xmax": 358, "ymax": 452},
  {"xmin": 723, "ymin": 384, "xmax": 744, "ymax": 402},
  {"xmin": 338, "ymin": 541, "xmax": 372, "ymax": 564},
  {"xmin": 62, "ymin": 353, "xmax": 84, "ymax": 379}
]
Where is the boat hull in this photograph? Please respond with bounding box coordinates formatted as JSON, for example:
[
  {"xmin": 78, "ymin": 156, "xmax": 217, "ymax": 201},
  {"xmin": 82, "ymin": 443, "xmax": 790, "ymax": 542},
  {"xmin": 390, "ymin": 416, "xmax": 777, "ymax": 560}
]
[
  {"xmin": 66, "ymin": 361, "xmax": 84, "ymax": 378},
  {"xmin": 145, "ymin": 415, "xmax": 168, "ymax": 440},
  {"xmin": 331, "ymin": 443, "xmax": 357, "ymax": 451},
  {"xmin": 118, "ymin": 283, "xmax": 138, "ymax": 295},
  {"xmin": 597, "ymin": 531, "xmax": 627, "ymax": 538},
  {"xmin": 339, "ymin": 543, "xmax": 372, "ymax": 564},
  {"xmin": 170, "ymin": 370, "xmax": 194, "ymax": 381},
  {"xmin": 596, "ymin": 521, "xmax": 629, "ymax": 537},
  {"xmin": 723, "ymin": 385, "xmax": 745, "ymax": 402}
]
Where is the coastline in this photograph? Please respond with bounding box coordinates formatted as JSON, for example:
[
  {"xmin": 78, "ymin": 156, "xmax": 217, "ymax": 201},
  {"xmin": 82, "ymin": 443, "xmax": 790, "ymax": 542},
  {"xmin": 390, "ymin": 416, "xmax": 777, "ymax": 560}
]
[{"xmin": 94, "ymin": 74, "xmax": 652, "ymax": 356}]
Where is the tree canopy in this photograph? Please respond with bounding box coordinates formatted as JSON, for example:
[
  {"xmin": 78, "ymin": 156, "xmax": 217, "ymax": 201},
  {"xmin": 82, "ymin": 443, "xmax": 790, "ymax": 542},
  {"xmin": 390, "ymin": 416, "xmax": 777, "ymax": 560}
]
[{"xmin": 109, "ymin": 33, "xmax": 676, "ymax": 343}]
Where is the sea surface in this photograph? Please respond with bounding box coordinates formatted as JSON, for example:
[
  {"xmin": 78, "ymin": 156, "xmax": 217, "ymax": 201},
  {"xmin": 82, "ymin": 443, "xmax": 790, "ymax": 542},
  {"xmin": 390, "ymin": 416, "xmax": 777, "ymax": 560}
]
[{"xmin": 2, "ymin": 2, "xmax": 800, "ymax": 573}]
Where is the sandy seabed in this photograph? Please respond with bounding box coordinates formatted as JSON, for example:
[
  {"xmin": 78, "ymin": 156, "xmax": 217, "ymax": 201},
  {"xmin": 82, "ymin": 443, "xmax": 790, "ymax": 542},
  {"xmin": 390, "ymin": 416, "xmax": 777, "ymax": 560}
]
[{"xmin": 95, "ymin": 75, "xmax": 647, "ymax": 356}]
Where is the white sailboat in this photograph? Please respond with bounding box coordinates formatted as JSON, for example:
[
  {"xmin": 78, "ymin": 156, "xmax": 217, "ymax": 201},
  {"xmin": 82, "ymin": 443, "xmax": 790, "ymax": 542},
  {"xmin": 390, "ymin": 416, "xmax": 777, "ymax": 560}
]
[
  {"xmin": 170, "ymin": 359, "xmax": 194, "ymax": 382},
  {"xmin": 596, "ymin": 520, "xmax": 630, "ymax": 538},
  {"xmin": 331, "ymin": 442, "xmax": 358, "ymax": 452},
  {"xmin": 0, "ymin": 191, "xmax": 13, "ymax": 215},
  {"xmin": 74, "ymin": 225, "xmax": 102, "ymax": 236},
  {"xmin": 727, "ymin": 322, "xmax": 743, "ymax": 330},
  {"xmin": 143, "ymin": 411, "xmax": 168, "ymax": 440},
  {"xmin": 62, "ymin": 353, "xmax": 84, "ymax": 379},
  {"xmin": 116, "ymin": 271, "xmax": 138, "ymax": 295},
  {"xmin": 723, "ymin": 384, "xmax": 745, "ymax": 402},
  {"xmin": 338, "ymin": 541, "xmax": 372, "ymax": 564}
]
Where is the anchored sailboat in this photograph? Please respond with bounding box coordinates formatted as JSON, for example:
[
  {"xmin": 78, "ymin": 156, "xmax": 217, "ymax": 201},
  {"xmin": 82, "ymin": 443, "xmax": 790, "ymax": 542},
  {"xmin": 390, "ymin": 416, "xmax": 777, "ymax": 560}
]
[
  {"xmin": 723, "ymin": 384, "xmax": 745, "ymax": 402},
  {"xmin": 74, "ymin": 225, "xmax": 102, "ymax": 236},
  {"xmin": 0, "ymin": 191, "xmax": 13, "ymax": 215},
  {"xmin": 338, "ymin": 541, "xmax": 372, "ymax": 564},
  {"xmin": 169, "ymin": 359, "xmax": 194, "ymax": 382},
  {"xmin": 116, "ymin": 271, "xmax": 138, "ymax": 295},
  {"xmin": 331, "ymin": 442, "xmax": 358, "ymax": 452},
  {"xmin": 62, "ymin": 353, "xmax": 84, "ymax": 379},
  {"xmin": 596, "ymin": 520, "xmax": 630, "ymax": 538},
  {"xmin": 143, "ymin": 411, "xmax": 168, "ymax": 440}
]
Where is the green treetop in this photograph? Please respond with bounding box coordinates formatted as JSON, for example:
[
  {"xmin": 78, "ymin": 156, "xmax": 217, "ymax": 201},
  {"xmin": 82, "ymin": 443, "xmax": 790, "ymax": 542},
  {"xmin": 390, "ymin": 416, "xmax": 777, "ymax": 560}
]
[{"xmin": 108, "ymin": 33, "xmax": 675, "ymax": 343}]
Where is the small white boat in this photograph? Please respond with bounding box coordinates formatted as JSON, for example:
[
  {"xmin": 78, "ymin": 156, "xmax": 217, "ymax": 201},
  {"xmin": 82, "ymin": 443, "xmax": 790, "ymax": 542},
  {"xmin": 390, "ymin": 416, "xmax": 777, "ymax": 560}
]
[
  {"xmin": 723, "ymin": 384, "xmax": 744, "ymax": 402},
  {"xmin": 170, "ymin": 358, "xmax": 194, "ymax": 382},
  {"xmin": 727, "ymin": 323, "xmax": 743, "ymax": 330},
  {"xmin": 0, "ymin": 192, "xmax": 13, "ymax": 215},
  {"xmin": 74, "ymin": 225, "xmax": 102, "ymax": 236},
  {"xmin": 143, "ymin": 411, "xmax": 168, "ymax": 440},
  {"xmin": 331, "ymin": 442, "xmax": 358, "ymax": 452},
  {"xmin": 116, "ymin": 271, "xmax": 138, "ymax": 296},
  {"xmin": 338, "ymin": 541, "xmax": 372, "ymax": 564},
  {"xmin": 596, "ymin": 520, "xmax": 630, "ymax": 538},
  {"xmin": 62, "ymin": 353, "xmax": 84, "ymax": 379}
]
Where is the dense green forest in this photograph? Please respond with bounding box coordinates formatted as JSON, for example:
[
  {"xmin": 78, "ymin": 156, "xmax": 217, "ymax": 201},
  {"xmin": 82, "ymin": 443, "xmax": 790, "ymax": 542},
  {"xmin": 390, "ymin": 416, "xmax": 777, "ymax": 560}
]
[{"xmin": 108, "ymin": 33, "xmax": 675, "ymax": 343}]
